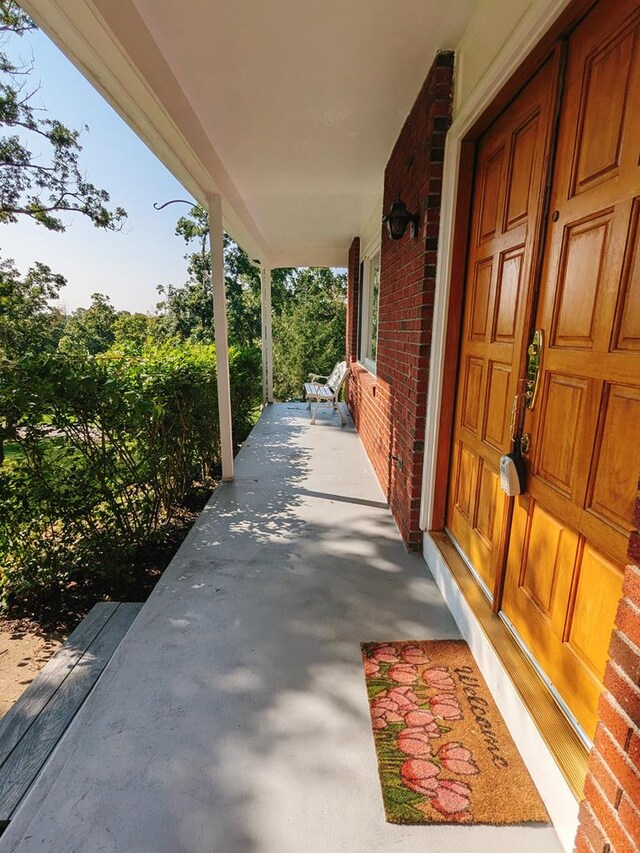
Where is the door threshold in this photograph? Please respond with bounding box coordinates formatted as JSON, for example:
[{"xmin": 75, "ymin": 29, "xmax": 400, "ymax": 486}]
[
  {"xmin": 424, "ymin": 530, "xmax": 586, "ymax": 853},
  {"xmin": 499, "ymin": 612, "xmax": 593, "ymax": 753}
]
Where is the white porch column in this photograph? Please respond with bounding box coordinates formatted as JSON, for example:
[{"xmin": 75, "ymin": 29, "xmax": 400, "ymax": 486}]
[
  {"xmin": 261, "ymin": 264, "xmax": 273, "ymax": 404},
  {"xmin": 208, "ymin": 193, "xmax": 234, "ymax": 481}
]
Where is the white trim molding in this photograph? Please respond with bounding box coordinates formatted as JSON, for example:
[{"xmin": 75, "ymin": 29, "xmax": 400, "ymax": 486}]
[
  {"xmin": 261, "ymin": 265, "xmax": 274, "ymax": 405},
  {"xmin": 358, "ymin": 245, "xmax": 381, "ymax": 373},
  {"xmin": 208, "ymin": 193, "xmax": 234, "ymax": 482}
]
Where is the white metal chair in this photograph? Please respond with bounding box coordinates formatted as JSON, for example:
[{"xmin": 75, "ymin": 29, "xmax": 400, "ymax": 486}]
[{"xmin": 304, "ymin": 361, "xmax": 348, "ymax": 425}]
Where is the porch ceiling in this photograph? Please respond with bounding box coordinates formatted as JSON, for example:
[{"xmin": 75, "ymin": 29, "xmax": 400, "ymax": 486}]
[{"xmin": 23, "ymin": 0, "xmax": 475, "ymax": 267}]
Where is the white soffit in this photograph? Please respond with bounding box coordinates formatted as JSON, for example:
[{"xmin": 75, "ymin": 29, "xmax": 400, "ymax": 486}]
[{"xmin": 27, "ymin": 0, "xmax": 476, "ymax": 266}]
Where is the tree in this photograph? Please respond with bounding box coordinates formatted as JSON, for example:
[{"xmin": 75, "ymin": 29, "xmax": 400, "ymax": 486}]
[
  {"xmin": 0, "ymin": 255, "xmax": 68, "ymax": 463},
  {"xmin": 57, "ymin": 292, "xmax": 117, "ymax": 355},
  {"xmin": 0, "ymin": 1, "xmax": 126, "ymax": 231},
  {"xmin": 272, "ymin": 267, "xmax": 346, "ymax": 400},
  {"xmin": 156, "ymin": 206, "xmax": 212, "ymax": 341},
  {"xmin": 0, "ymin": 255, "xmax": 66, "ymax": 359},
  {"xmin": 224, "ymin": 235, "xmax": 262, "ymax": 347},
  {"xmin": 112, "ymin": 311, "xmax": 157, "ymax": 350},
  {"xmin": 155, "ymin": 206, "xmax": 347, "ymax": 400},
  {"xmin": 157, "ymin": 205, "xmax": 271, "ymax": 347}
]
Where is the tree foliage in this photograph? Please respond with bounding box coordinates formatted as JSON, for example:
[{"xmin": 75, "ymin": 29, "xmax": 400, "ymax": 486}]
[
  {"xmin": 156, "ymin": 205, "xmax": 346, "ymax": 399},
  {"xmin": 0, "ymin": 172, "xmax": 344, "ymax": 615},
  {"xmin": 112, "ymin": 311, "xmax": 158, "ymax": 349},
  {"xmin": 0, "ymin": 1, "xmax": 126, "ymax": 231},
  {"xmin": 0, "ymin": 231, "xmax": 346, "ymax": 609},
  {"xmin": 58, "ymin": 292, "xmax": 117, "ymax": 355},
  {"xmin": 0, "ymin": 255, "xmax": 66, "ymax": 358},
  {"xmin": 273, "ymin": 267, "xmax": 346, "ymax": 400},
  {"xmin": 156, "ymin": 205, "xmax": 268, "ymax": 347}
]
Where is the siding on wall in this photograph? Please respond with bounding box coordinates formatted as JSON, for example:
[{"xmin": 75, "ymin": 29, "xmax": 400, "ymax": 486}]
[{"xmin": 346, "ymin": 51, "xmax": 454, "ymax": 550}]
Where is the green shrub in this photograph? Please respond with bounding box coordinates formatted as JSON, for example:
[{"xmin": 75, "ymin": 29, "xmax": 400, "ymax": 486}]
[{"xmin": 0, "ymin": 340, "xmax": 261, "ymax": 608}]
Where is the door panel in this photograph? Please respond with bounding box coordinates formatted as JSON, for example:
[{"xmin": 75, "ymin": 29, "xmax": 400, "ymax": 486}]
[
  {"xmin": 587, "ymin": 383, "xmax": 640, "ymax": 534},
  {"xmin": 533, "ymin": 372, "xmax": 592, "ymax": 500},
  {"xmin": 613, "ymin": 199, "xmax": 640, "ymax": 351},
  {"xmin": 494, "ymin": 248, "xmax": 524, "ymax": 342},
  {"xmin": 483, "ymin": 361, "xmax": 511, "ymax": 451},
  {"xmin": 502, "ymin": 0, "xmax": 640, "ymax": 738},
  {"xmin": 567, "ymin": 544, "xmax": 624, "ymax": 678},
  {"xmin": 570, "ymin": 20, "xmax": 637, "ymax": 196},
  {"xmin": 447, "ymin": 57, "xmax": 559, "ymax": 594},
  {"xmin": 505, "ymin": 115, "xmax": 541, "ymax": 229},
  {"xmin": 550, "ymin": 211, "xmax": 612, "ymax": 350},
  {"xmin": 506, "ymin": 497, "xmax": 621, "ymax": 732}
]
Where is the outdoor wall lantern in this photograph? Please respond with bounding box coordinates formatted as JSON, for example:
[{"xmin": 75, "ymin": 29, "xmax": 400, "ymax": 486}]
[{"xmin": 383, "ymin": 199, "xmax": 419, "ymax": 240}]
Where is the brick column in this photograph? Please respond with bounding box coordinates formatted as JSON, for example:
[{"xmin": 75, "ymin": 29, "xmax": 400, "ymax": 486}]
[
  {"xmin": 377, "ymin": 50, "xmax": 453, "ymax": 549},
  {"xmin": 346, "ymin": 238, "xmax": 360, "ymax": 364},
  {"xmin": 345, "ymin": 52, "xmax": 453, "ymax": 550}
]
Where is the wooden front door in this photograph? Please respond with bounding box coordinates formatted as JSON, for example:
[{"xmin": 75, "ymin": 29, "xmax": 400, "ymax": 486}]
[
  {"xmin": 448, "ymin": 0, "xmax": 640, "ymax": 740},
  {"xmin": 446, "ymin": 56, "xmax": 560, "ymax": 595},
  {"xmin": 501, "ymin": 0, "xmax": 640, "ymax": 738}
]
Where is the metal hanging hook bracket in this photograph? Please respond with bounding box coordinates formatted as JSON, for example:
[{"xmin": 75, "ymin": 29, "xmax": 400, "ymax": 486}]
[{"xmin": 153, "ymin": 198, "xmax": 196, "ymax": 210}]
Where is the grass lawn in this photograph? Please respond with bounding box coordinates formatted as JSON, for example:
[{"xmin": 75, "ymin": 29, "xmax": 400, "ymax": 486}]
[{"xmin": 3, "ymin": 442, "xmax": 23, "ymax": 463}]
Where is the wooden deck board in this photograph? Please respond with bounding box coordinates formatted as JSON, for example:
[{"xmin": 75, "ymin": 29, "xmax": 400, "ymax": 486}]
[
  {"xmin": 0, "ymin": 603, "xmax": 119, "ymax": 767},
  {"xmin": 0, "ymin": 602, "xmax": 142, "ymax": 827}
]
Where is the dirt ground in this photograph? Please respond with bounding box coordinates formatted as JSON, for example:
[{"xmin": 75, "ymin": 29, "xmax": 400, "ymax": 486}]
[{"xmin": 0, "ymin": 620, "xmax": 66, "ymax": 718}]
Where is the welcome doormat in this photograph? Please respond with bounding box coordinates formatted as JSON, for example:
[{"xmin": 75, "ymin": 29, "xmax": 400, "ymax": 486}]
[{"xmin": 361, "ymin": 640, "xmax": 549, "ymax": 825}]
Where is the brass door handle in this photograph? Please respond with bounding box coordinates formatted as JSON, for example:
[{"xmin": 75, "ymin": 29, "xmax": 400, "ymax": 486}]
[{"xmin": 525, "ymin": 329, "xmax": 543, "ymax": 409}]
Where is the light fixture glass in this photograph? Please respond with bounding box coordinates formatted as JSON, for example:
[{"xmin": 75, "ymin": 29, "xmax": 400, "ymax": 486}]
[{"xmin": 383, "ymin": 200, "xmax": 419, "ymax": 240}]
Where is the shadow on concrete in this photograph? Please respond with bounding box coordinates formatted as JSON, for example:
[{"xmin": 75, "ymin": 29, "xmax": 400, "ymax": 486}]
[{"xmin": 0, "ymin": 405, "xmax": 561, "ymax": 853}]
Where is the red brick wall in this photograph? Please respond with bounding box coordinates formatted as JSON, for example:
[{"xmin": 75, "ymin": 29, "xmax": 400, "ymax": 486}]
[
  {"xmin": 346, "ymin": 238, "xmax": 360, "ymax": 364},
  {"xmin": 575, "ymin": 495, "xmax": 640, "ymax": 853},
  {"xmin": 346, "ymin": 51, "xmax": 453, "ymax": 549}
]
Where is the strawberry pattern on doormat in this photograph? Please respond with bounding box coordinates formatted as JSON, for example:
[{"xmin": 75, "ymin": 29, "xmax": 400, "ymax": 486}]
[{"xmin": 361, "ymin": 640, "xmax": 549, "ymax": 825}]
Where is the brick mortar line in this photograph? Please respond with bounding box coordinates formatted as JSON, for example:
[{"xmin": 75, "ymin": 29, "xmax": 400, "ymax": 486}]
[
  {"xmin": 601, "ymin": 692, "xmax": 640, "ymax": 740},
  {"xmin": 598, "ymin": 724, "xmax": 640, "ymax": 776},
  {"xmin": 609, "ymin": 660, "xmax": 640, "ymax": 697},
  {"xmin": 589, "ymin": 773, "xmax": 636, "ymax": 850}
]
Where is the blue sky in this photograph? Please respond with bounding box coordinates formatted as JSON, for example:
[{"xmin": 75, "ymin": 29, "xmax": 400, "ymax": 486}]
[{"xmin": 2, "ymin": 27, "xmax": 195, "ymax": 313}]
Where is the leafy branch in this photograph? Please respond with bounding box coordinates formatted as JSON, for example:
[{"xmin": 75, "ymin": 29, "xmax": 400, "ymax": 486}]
[{"xmin": 0, "ymin": 1, "xmax": 126, "ymax": 231}]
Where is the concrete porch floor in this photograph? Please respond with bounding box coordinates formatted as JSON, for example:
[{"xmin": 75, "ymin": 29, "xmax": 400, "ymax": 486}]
[{"xmin": 1, "ymin": 404, "xmax": 562, "ymax": 852}]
